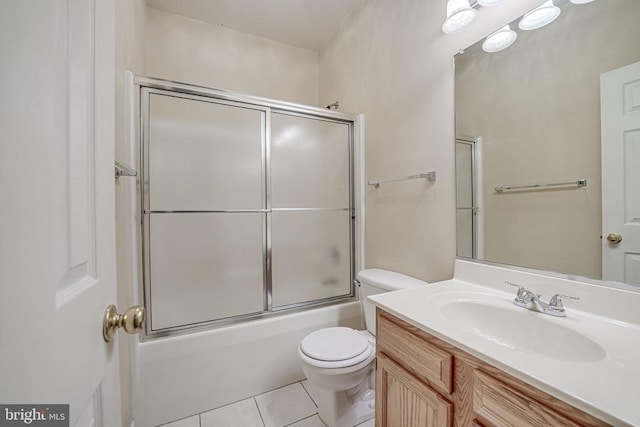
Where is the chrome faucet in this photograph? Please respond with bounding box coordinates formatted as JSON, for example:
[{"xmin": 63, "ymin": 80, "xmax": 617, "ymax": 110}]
[{"xmin": 505, "ymin": 281, "xmax": 579, "ymax": 317}]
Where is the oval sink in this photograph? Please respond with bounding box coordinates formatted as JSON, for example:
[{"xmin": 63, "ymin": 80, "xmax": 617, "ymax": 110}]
[{"xmin": 440, "ymin": 301, "xmax": 606, "ymax": 362}]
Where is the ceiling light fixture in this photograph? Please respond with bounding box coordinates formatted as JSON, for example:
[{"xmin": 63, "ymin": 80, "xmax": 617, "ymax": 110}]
[
  {"xmin": 569, "ymin": 0, "xmax": 595, "ymax": 3},
  {"xmin": 442, "ymin": 0, "xmax": 478, "ymax": 35},
  {"xmin": 482, "ymin": 25, "xmax": 518, "ymax": 52},
  {"xmin": 518, "ymin": 0, "xmax": 561, "ymax": 31},
  {"xmin": 477, "ymin": 0, "xmax": 505, "ymax": 6}
]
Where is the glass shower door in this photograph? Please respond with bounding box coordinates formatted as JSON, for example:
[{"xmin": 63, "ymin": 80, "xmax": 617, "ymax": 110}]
[
  {"xmin": 145, "ymin": 91, "xmax": 267, "ymax": 330},
  {"xmin": 455, "ymin": 139, "xmax": 477, "ymax": 258},
  {"xmin": 139, "ymin": 79, "xmax": 357, "ymax": 337},
  {"xmin": 270, "ymin": 113, "xmax": 353, "ymax": 308}
]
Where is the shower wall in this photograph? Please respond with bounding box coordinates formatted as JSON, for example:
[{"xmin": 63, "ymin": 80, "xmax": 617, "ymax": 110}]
[{"xmin": 145, "ymin": 7, "xmax": 320, "ymax": 106}]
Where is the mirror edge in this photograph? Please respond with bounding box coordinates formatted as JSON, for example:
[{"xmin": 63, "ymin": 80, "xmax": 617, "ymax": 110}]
[{"xmin": 455, "ymin": 257, "xmax": 640, "ymax": 293}]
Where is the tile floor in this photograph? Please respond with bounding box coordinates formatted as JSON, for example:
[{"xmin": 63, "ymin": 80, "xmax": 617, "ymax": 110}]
[{"xmin": 157, "ymin": 380, "xmax": 375, "ymax": 427}]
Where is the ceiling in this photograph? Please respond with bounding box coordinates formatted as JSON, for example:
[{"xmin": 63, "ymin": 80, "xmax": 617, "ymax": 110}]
[{"xmin": 146, "ymin": 0, "xmax": 365, "ymax": 52}]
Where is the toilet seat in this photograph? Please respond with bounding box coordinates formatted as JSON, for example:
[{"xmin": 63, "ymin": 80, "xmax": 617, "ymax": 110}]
[{"xmin": 300, "ymin": 327, "xmax": 374, "ymax": 369}]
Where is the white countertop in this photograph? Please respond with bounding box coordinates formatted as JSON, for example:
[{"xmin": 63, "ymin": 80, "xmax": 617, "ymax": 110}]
[{"xmin": 369, "ymin": 261, "xmax": 640, "ymax": 427}]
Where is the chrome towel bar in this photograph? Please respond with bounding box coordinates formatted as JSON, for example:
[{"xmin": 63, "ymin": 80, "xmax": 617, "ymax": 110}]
[
  {"xmin": 368, "ymin": 171, "xmax": 436, "ymax": 189},
  {"xmin": 495, "ymin": 179, "xmax": 587, "ymax": 193}
]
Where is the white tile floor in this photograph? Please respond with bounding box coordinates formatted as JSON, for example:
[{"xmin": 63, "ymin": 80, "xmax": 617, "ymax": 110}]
[{"xmin": 157, "ymin": 380, "xmax": 375, "ymax": 427}]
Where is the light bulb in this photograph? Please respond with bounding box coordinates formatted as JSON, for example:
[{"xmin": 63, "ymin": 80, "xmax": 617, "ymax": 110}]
[
  {"xmin": 518, "ymin": 0, "xmax": 561, "ymax": 31},
  {"xmin": 482, "ymin": 25, "xmax": 518, "ymax": 53},
  {"xmin": 477, "ymin": 0, "xmax": 505, "ymax": 6},
  {"xmin": 442, "ymin": 0, "xmax": 478, "ymax": 34}
]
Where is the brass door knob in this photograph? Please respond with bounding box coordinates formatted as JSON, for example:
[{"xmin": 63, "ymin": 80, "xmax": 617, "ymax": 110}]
[
  {"xmin": 606, "ymin": 233, "xmax": 623, "ymax": 245},
  {"xmin": 103, "ymin": 304, "xmax": 145, "ymax": 342}
]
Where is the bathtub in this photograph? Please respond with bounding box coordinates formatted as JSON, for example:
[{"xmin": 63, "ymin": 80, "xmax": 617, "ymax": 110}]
[{"xmin": 131, "ymin": 301, "xmax": 362, "ymax": 427}]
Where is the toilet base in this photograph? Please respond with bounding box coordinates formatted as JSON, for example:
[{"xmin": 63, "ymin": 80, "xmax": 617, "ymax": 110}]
[{"xmin": 316, "ymin": 374, "xmax": 375, "ymax": 427}]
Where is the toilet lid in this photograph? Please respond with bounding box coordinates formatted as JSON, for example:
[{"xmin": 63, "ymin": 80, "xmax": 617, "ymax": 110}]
[{"xmin": 300, "ymin": 327, "xmax": 370, "ymax": 362}]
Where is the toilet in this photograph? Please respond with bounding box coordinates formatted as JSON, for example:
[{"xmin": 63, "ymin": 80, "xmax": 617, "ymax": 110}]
[{"xmin": 298, "ymin": 269, "xmax": 428, "ymax": 427}]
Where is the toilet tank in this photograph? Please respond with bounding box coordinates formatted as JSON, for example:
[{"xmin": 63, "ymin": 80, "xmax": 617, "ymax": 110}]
[{"xmin": 356, "ymin": 269, "xmax": 428, "ymax": 336}]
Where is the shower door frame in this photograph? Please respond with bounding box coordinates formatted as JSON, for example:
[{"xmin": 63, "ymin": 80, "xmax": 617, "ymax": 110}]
[
  {"xmin": 134, "ymin": 76, "xmax": 359, "ymax": 340},
  {"xmin": 455, "ymin": 135, "xmax": 484, "ymax": 260}
]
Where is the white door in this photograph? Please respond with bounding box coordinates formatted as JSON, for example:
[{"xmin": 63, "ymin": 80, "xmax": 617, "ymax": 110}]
[
  {"xmin": 0, "ymin": 1, "xmax": 123, "ymax": 426},
  {"xmin": 601, "ymin": 61, "xmax": 640, "ymax": 286}
]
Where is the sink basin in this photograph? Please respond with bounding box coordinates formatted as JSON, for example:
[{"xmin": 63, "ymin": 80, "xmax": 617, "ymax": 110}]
[{"xmin": 440, "ymin": 301, "xmax": 606, "ymax": 362}]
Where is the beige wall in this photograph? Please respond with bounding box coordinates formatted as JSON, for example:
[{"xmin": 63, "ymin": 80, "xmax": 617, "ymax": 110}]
[
  {"xmin": 145, "ymin": 7, "xmax": 320, "ymax": 106},
  {"xmin": 456, "ymin": 0, "xmax": 640, "ymax": 280},
  {"xmin": 114, "ymin": 2, "xmax": 573, "ymax": 421},
  {"xmin": 320, "ymin": 0, "xmax": 544, "ymax": 282},
  {"xmin": 115, "ymin": 1, "xmax": 146, "ymax": 426},
  {"xmin": 115, "ymin": 8, "xmax": 324, "ymax": 425}
]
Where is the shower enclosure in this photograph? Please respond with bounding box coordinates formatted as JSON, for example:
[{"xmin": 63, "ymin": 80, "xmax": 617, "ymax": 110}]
[
  {"xmin": 455, "ymin": 136, "xmax": 484, "ymax": 259},
  {"xmin": 136, "ymin": 77, "xmax": 358, "ymax": 338}
]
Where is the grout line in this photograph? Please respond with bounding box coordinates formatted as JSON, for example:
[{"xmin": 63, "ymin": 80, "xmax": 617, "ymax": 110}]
[
  {"xmin": 278, "ymin": 381, "xmax": 320, "ymax": 427},
  {"xmin": 253, "ymin": 397, "xmax": 267, "ymax": 427},
  {"xmin": 198, "ymin": 396, "xmax": 254, "ymax": 418},
  {"xmin": 300, "ymin": 380, "xmax": 318, "ymax": 408},
  {"xmin": 155, "ymin": 414, "xmax": 200, "ymax": 427},
  {"xmin": 282, "ymin": 414, "xmax": 321, "ymax": 427},
  {"xmin": 354, "ymin": 417, "xmax": 375, "ymax": 426},
  {"xmin": 255, "ymin": 379, "xmax": 308, "ymax": 397},
  {"xmin": 199, "ymin": 380, "xmax": 299, "ymax": 421},
  {"xmin": 159, "ymin": 380, "xmax": 312, "ymax": 427}
]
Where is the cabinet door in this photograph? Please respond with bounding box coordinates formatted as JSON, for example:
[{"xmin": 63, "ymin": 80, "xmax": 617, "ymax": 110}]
[{"xmin": 377, "ymin": 353, "xmax": 452, "ymax": 427}]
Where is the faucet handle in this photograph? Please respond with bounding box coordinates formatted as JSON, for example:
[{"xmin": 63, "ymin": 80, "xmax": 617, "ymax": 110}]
[
  {"xmin": 505, "ymin": 281, "xmax": 532, "ymax": 308},
  {"xmin": 505, "ymin": 280, "xmax": 523, "ymax": 291},
  {"xmin": 505, "ymin": 281, "xmax": 526, "ymax": 296},
  {"xmin": 549, "ymin": 294, "xmax": 580, "ymax": 310}
]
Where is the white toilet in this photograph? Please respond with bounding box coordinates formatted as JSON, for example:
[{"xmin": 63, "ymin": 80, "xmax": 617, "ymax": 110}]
[{"xmin": 298, "ymin": 269, "xmax": 428, "ymax": 427}]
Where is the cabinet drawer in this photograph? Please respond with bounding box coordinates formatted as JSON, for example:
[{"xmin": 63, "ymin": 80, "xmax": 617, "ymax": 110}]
[
  {"xmin": 473, "ymin": 370, "xmax": 581, "ymax": 427},
  {"xmin": 377, "ymin": 312, "xmax": 453, "ymax": 395}
]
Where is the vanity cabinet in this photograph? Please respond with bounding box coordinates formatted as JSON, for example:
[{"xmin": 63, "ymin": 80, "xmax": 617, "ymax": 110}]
[{"xmin": 375, "ymin": 309, "xmax": 609, "ymax": 427}]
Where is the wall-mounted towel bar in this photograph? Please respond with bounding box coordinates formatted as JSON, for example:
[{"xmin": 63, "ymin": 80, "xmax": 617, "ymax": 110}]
[
  {"xmin": 495, "ymin": 179, "xmax": 587, "ymax": 193},
  {"xmin": 368, "ymin": 171, "xmax": 436, "ymax": 189},
  {"xmin": 115, "ymin": 160, "xmax": 137, "ymax": 179}
]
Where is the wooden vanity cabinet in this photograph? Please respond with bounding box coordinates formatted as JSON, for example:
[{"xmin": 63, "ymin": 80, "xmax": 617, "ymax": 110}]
[{"xmin": 375, "ymin": 309, "xmax": 609, "ymax": 427}]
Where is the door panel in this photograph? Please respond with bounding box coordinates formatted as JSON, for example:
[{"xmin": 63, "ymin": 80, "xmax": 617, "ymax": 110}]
[
  {"xmin": 376, "ymin": 353, "xmax": 452, "ymax": 427},
  {"xmin": 271, "ymin": 113, "xmax": 350, "ymax": 209},
  {"xmin": 149, "ymin": 213, "xmax": 265, "ymax": 330},
  {"xmin": 601, "ymin": 61, "xmax": 640, "ymax": 285},
  {"xmin": 148, "ymin": 93, "xmax": 265, "ymax": 211},
  {"xmin": 0, "ymin": 0, "xmax": 119, "ymax": 425},
  {"xmin": 271, "ymin": 210, "xmax": 351, "ymax": 307}
]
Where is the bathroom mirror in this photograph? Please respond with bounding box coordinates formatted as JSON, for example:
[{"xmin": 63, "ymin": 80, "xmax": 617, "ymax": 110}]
[{"xmin": 455, "ymin": 0, "xmax": 640, "ymax": 287}]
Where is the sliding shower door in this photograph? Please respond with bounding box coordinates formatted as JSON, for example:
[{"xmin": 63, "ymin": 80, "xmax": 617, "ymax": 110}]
[
  {"xmin": 456, "ymin": 138, "xmax": 482, "ymax": 259},
  {"xmin": 139, "ymin": 80, "xmax": 356, "ymax": 336},
  {"xmin": 144, "ymin": 91, "xmax": 267, "ymax": 331},
  {"xmin": 270, "ymin": 113, "xmax": 352, "ymax": 308}
]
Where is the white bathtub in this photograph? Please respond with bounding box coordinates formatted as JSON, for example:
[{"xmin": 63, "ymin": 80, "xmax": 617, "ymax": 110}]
[{"xmin": 131, "ymin": 301, "xmax": 362, "ymax": 427}]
